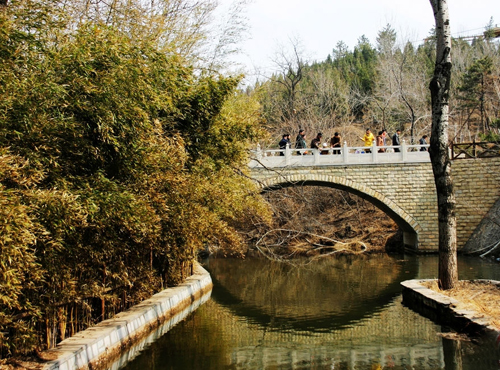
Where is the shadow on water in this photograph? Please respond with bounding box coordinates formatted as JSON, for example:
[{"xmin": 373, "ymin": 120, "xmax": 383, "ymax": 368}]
[{"xmin": 205, "ymin": 254, "xmax": 419, "ymax": 332}]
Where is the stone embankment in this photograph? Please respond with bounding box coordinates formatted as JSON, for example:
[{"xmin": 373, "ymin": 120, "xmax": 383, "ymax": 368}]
[
  {"xmin": 401, "ymin": 279, "xmax": 500, "ymax": 343},
  {"xmin": 462, "ymin": 198, "xmax": 500, "ymax": 256},
  {"xmin": 43, "ymin": 263, "xmax": 212, "ymax": 370}
]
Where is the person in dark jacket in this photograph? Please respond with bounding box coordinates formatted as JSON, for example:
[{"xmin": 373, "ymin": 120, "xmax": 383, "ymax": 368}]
[
  {"xmin": 279, "ymin": 133, "xmax": 291, "ymax": 156},
  {"xmin": 330, "ymin": 132, "xmax": 341, "ymax": 155},
  {"xmin": 392, "ymin": 129, "xmax": 401, "ymax": 152},
  {"xmin": 295, "ymin": 129, "xmax": 307, "ymax": 155},
  {"xmin": 419, "ymin": 135, "xmax": 428, "ymax": 151},
  {"xmin": 310, "ymin": 132, "xmax": 323, "ymax": 151}
]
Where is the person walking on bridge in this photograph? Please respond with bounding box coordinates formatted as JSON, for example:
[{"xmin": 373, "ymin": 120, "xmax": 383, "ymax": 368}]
[
  {"xmin": 376, "ymin": 131, "xmax": 386, "ymax": 153},
  {"xmin": 392, "ymin": 129, "xmax": 401, "ymax": 152},
  {"xmin": 279, "ymin": 133, "xmax": 290, "ymax": 156},
  {"xmin": 330, "ymin": 132, "xmax": 341, "ymax": 155},
  {"xmin": 295, "ymin": 129, "xmax": 307, "ymax": 155},
  {"xmin": 419, "ymin": 135, "xmax": 429, "ymax": 151},
  {"xmin": 360, "ymin": 128, "xmax": 375, "ymax": 153},
  {"xmin": 310, "ymin": 132, "xmax": 323, "ymax": 151}
]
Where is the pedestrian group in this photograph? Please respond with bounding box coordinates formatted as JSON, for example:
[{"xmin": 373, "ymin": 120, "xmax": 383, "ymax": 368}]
[{"xmin": 277, "ymin": 128, "xmax": 429, "ymax": 154}]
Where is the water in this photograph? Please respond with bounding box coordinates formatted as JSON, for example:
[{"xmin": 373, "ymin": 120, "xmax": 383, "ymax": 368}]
[{"xmin": 117, "ymin": 254, "xmax": 500, "ymax": 370}]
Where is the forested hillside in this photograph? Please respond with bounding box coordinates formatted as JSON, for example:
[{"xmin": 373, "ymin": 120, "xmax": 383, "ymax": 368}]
[
  {"xmin": 0, "ymin": 0, "xmax": 270, "ymax": 357},
  {"xmin": 1, "ymin": 0, "xmax": 499, "ymax": 359},
  {"xmin": 254, "ymin": 23, "xmax": 500, "ymax": 147}
]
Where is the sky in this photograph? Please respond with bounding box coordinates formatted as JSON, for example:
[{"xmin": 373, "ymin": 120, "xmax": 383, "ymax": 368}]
[{"xmin": 219, "ymin": 0, "xmax": 500, "ymax": 82}]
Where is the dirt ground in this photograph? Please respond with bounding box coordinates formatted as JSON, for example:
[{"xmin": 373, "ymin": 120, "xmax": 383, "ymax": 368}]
[
  {"xmin": 423, "ymin": 280, "xmax": 500, "ymax": 330},
  {"xmin": 1, "ymin": 358, "xmax": 43, "ymax": 370}
]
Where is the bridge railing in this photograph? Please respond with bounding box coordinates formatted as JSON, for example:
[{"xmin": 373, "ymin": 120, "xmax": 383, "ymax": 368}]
[
  {"xmin": 451, "ymin": 141, "xmax": 500, "ymax": 159},
  {"xmin": 249, "ymin": 140, "xmax": 430, "ymax": 168}
]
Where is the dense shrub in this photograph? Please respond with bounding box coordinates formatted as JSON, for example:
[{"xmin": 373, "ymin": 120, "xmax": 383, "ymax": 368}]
[{"xmin": 0, "ymin": 1, "xmax": 270, "ymax": 356}]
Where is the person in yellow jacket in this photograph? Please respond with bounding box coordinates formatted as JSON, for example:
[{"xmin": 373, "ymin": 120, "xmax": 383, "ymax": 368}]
[{"xmin": 359, "ymin": 128, "xmax": 375, "ymax": 153}]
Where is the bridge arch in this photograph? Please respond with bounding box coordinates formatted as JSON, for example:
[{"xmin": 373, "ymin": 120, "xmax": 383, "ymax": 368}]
[{"xmin": 260, "ymin": 174, "xmax": 422, "ymax": 250}]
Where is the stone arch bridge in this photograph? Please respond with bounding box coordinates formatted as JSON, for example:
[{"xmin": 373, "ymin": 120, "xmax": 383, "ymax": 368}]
[{"xmin": 248, "ymin": 144, "xmax": 500, "ymax": 252}]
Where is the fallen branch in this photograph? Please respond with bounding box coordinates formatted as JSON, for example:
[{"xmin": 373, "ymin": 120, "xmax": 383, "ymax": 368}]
[{"xmin": 255, "ymin": 228, "xmax": 369, "ymax": 260}]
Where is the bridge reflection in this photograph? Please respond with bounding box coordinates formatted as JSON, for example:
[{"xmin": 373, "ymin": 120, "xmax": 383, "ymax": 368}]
[
  {"xmin": 206, "ymin": 255, "xmax": 419, "ymax": 332},
  {"xmin": 201, "ymin": 256, "xmax": 444, "ymax": 369}
]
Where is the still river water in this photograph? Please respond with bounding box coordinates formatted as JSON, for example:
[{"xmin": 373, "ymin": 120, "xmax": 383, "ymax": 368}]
[{"xmin": 115, "ymin": 254, "xmax": 500, "ymax": 370}]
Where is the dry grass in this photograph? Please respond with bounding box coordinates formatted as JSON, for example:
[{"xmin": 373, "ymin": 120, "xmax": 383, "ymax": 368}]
[{"xmin": 423, "ymin": 280, "xmax": 500, "ymax": 330}]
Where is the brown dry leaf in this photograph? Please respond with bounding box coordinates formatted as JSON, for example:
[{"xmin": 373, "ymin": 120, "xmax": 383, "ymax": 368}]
[{"xmin": 423, "ymin": 280, "xmax": 500, "ymax": 330}]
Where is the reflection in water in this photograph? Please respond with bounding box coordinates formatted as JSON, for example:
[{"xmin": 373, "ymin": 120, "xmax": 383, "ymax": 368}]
[
  {"xmin": 107, "ymin": 291, "xmax": 212, "ymax": 370},
  {"xmin": 207, "ymin": 254, "xmax": 417, "ymax": 332},
  {"xmin": 117, "ymin": 255, "xmax": 500, "ymax": 370}
]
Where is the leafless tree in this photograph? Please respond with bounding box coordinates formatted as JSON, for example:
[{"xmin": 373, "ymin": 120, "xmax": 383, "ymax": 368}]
[
  {"xmin": 393, "ymin": 44, "xmax": 432, "ymax": 142},
  {"xmin": 269, "ymin": 36, "xmax": 306, "ymax": 125},
  {"xmin": 58, "ymin": 0, "xmax": 248, "ymax": 71},
  {"xmin": 375, "ymin": 26, "xmax": 431, "ymax": 142}
]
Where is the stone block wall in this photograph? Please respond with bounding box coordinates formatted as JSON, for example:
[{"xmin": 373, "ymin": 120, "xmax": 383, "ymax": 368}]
[
  {"xmin": 250, "ymin": 158, "xmax": 500, "ymax": 252},
  {"xmin": 452, "ymin": 157, "xmax": 500, "ymax": 251}
]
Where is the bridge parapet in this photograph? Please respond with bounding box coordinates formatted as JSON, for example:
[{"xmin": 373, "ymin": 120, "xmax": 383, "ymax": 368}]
[{"xmin": 249, "ymin": 141, "xmax": 430, "ymax": 168}]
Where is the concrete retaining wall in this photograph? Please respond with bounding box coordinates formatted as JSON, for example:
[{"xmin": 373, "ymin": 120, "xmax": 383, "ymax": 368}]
[
  {"xmin": 106, "ymin": 292, "xmax": 211, "ymax": 370},
  {"xmin": 43, "ymin": 263, "xmax": 213, "ymax": 370}
]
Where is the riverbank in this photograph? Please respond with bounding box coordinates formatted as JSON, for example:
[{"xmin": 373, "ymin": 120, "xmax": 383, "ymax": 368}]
[
  {"xmin": 401, "ymin": 279, "xmax": 500, "ymax": 340},
  {"xmin": 424, "ymin": 280, "xmax": 500, "ymax": 329},
  {"xmin": 3, "ymin": 263, "xmax": 212, "ymax": 370},
  {"xmin": 249, "ymin": 186, "xmax": 401, "ymax": 259}
]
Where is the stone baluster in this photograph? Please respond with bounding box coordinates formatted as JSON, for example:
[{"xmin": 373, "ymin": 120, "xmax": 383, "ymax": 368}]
[
  {"xmin": 285, "ymin": 143, "xmax": 291, "ymax": 166},
  {"xmin": 313, "ymin": 148, "xmax": 320, "ymax": 165},
  {"xmin": 342, "ymin": 141, "xmax": 348, "ymax": 163},
  {"xmin": 401, "ymin": 139, "xmax": 407, "ymax": 162},
  {"xmin": 256, "ymin": 144, "xmax": 262, "ymax": 162}
]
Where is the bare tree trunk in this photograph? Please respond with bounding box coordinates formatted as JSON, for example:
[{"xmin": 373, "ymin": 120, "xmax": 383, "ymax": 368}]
[{"xmin": 429, "ymin": 0, "xmax": 458, "ymax": 290}]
